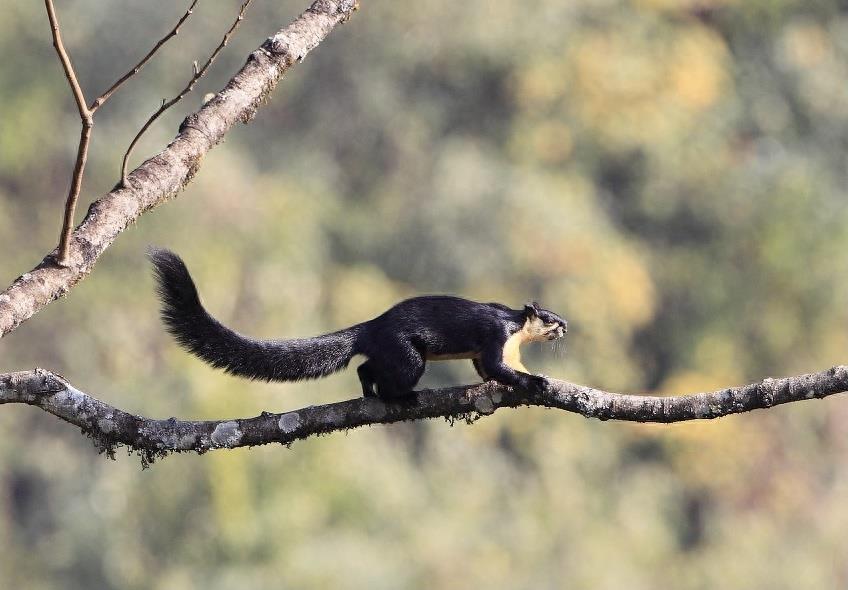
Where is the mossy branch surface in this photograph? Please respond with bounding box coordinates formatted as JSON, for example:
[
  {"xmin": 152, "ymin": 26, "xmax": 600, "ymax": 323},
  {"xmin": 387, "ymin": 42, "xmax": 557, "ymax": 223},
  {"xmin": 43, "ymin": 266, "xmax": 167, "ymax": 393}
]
[{"xmin": 2, "ymin": 366, "xmax": 845, "ymax": 466}]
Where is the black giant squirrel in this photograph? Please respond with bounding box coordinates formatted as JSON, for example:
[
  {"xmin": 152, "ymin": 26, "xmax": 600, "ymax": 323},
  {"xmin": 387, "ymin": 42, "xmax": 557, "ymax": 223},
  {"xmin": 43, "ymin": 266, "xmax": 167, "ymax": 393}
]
[{"xmin": 150, "ymin": 249, "xmax": 568, "ymax": 400}]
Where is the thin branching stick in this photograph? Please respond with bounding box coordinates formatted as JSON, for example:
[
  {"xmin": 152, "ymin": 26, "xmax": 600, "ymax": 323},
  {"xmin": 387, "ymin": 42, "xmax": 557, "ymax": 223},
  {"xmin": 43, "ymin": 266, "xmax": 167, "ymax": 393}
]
[
  {"xmin": 44, "ymin": 0, "xmax": 93, "ymax": 266},
  {"xmin": 90, "ymin": 0, "xmax": 201, "ymax": 111},
  {"xmin": 0, "ymin": 0, "xmax": 359, "ymax": 337},
  {"xmin": 44, "ymin": 0, "xmax": 88, "ymax": 119},
  {"xmin": 121, "ymin": 0, "xmax": 255, "ymax": 187},
  {"xmin": 1, "ymin": 367, "xmax": 845, "ymax": 466},
  {"xmin": 46, "ymin": 0, "xmax": 202, "ymax": 265}
]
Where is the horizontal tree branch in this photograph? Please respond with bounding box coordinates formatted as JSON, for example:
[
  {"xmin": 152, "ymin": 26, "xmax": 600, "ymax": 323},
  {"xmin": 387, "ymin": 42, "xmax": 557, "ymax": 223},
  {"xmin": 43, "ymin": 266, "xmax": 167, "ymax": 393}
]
[
  {"xmin": 0, "ymin": 0, "xmax": 359, "ymax": 338},
  {"xmin": 2, "ymin": 366, "xmax": 845, "ymax": 466}
]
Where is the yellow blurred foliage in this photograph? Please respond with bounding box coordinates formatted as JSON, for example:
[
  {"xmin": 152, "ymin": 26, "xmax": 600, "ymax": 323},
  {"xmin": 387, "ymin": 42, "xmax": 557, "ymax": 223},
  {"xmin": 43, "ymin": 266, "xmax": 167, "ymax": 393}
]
[
  {"xmin": 208, "ymin": 452, "xmax": 258, "ymax": 550},
  {"xmin": 781, "ymin": 21, "xmax": 831, "ymax": 68},
  {"xmin": 568, "ymin": 24, "xmax": 729, "ymax": 146},
  {"xmin": 602, "ymin": 245, "xmax": 657, "ymax": 328},
  {"xmin": 670, "ymin": 29, "xmax": 728, "ymax": 109}
]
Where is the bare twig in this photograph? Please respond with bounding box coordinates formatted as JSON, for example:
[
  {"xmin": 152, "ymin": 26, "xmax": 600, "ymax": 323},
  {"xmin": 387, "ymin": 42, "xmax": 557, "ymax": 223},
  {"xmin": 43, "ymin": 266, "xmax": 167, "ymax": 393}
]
[
  {"xmin": 0, "ymin": 0, "xmax": 359, "ymax": 338},
  {"xmin": 44, "ymin": 0, "xmax": 88, "ymax": 119},
  {"xmin": 45, "ymin": 0, "xmax": 93, "ymax": 266},
  {"xmin": 121, "ymin": 0, "xmax": 255, "ymax": 187},
  {"xmin": 46, "ymin": 0, "xmax": 202, "ymax": 266},
  {"xmin": 90, "ymin": 0, "xmax": 201, "ymax": 112},
  {"xmin": 2, "ymin": 366, "xmax": 846, "ymax": 465},
  {"xmin": 59, "ymin": 120, "xmax": 94, "ymax": 259}
]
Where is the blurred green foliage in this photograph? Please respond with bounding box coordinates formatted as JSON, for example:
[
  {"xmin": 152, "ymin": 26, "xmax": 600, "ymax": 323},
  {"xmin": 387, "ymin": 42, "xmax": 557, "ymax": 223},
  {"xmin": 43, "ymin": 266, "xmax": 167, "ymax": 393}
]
[{"xmin": 1, "ymin": 0, "xmax": 847, "ymax": 587}]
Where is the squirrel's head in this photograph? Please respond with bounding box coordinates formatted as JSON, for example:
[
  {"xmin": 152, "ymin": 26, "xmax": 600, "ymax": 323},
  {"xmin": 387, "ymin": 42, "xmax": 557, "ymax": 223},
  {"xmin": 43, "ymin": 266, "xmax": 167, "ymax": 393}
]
[{"xmin": 522, "ymin": 302, "xmax": 568, "ymax": 342}]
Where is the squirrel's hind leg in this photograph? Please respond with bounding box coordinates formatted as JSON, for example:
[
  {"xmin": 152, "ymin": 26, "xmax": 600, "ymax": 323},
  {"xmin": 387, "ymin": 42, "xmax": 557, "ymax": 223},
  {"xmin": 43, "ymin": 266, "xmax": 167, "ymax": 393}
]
[
  {"xmin": 357, "ymin": 360, "xmax": 378, "ymax": 398},
  {"xmin": 370, "ymin": 342, "xmax": 425, "ymax": 401}
]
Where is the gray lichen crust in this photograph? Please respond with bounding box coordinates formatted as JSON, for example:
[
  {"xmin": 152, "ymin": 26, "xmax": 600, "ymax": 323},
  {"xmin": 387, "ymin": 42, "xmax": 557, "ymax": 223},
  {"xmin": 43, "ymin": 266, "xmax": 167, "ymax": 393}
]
[
  {"xmin": 278, "ymin": 412, "xmax": 301, "ymax": 434},
  {"xmin": 211, "ymin": 421, "xmax": 243, "ymax": 448}
]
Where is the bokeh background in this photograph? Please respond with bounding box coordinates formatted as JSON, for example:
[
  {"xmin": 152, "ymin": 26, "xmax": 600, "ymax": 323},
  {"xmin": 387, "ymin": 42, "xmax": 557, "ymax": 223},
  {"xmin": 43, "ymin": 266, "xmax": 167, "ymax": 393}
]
[{"xmin": 2, "ymin": 0, "xmax": 848, "ymax": 587}]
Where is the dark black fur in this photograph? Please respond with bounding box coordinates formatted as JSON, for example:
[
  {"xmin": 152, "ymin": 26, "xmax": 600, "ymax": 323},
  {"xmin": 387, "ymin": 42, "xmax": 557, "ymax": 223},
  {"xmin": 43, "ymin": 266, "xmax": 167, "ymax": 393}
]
[{"xmin": 150, "ymin": 249, "xmax": 567, "ymax": 400}]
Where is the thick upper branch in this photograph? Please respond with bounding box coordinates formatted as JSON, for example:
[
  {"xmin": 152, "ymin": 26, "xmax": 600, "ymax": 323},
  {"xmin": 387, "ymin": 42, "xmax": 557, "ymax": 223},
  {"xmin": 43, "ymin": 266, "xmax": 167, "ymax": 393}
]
[
  {"xmin": 0, "ymin": 0, "xmax": 359, "ymax": 338},
  {"xmin": 2, "ymin": 366, "xmax": 845, "ymax": 465}
]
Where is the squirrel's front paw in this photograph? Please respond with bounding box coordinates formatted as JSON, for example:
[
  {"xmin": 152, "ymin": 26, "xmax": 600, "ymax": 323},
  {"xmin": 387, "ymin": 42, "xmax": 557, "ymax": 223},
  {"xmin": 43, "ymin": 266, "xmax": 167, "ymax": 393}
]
[{"xmin": 525, "ymin": 375, "xmax": 549, "ymax": 396}]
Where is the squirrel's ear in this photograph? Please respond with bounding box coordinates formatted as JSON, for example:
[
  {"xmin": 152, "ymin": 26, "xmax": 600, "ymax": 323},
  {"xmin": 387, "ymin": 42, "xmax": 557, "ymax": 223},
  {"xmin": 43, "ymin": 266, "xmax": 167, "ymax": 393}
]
[{"xmin": 523, "ymin": 303, "xmax": 538, "ymax": 318}]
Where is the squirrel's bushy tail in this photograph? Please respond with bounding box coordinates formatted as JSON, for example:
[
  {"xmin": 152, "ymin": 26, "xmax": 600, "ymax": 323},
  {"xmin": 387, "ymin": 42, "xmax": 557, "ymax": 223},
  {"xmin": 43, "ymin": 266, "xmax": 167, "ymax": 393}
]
[{"xmin": 149, "ymin": 248, "xmax": 360, "ymax": 382}]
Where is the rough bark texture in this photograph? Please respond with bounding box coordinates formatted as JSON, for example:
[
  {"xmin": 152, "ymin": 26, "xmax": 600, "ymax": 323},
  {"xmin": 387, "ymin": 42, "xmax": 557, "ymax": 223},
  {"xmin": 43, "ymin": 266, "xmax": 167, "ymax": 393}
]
[
  {"xmin": 2, "ymin": 366, "xmax": 845, "ymax": 466},
  {"xmin": 0, "ymin": 0, "xmax": 359, "ymax": 337}
]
